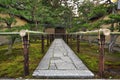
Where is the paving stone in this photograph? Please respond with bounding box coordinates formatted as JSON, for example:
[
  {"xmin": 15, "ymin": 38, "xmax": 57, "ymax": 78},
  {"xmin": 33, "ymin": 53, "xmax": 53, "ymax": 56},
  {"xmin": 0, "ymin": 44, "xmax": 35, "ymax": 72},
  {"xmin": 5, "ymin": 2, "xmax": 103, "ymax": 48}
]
[
  {"xmin": 51, "ymin": 58, "xmax": 64, "ymax": 64},
  {"xmin": 61, "ymin": 56, "xmax": 72, "ymax": 63},
  {"xmin": 54, "ymin": 53, "xmax": 63, "ymax": 57},
  {"xmin": 49, "ymin": 63, "xmax": 57, "ymax": 70},
  {"xmin": 56, "ymin": 62, "xmax": 76, "ymax": 70},
  {"xmin": 33, "ymin": 70, "xmax": 94, "ymax": 78},
  {"xmin": 33, "ymin": 39, "xmax": 94, "ymax": 79}
]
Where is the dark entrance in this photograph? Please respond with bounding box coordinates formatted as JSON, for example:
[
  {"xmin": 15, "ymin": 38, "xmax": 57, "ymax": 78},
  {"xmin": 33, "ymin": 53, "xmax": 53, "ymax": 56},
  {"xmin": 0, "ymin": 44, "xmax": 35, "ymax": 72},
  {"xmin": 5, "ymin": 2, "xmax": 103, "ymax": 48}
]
[{"xmin": 55, "ymin": 27, "xmax": 65, "ymax": 38}]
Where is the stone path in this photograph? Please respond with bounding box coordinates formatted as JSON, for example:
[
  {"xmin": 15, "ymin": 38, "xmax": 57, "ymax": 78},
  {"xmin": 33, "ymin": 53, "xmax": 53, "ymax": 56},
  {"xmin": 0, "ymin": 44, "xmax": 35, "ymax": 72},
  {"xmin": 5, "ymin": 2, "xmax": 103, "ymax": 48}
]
[{"xmin": 32, "ymin": 39, "xmax": 94, "ymax": 79}]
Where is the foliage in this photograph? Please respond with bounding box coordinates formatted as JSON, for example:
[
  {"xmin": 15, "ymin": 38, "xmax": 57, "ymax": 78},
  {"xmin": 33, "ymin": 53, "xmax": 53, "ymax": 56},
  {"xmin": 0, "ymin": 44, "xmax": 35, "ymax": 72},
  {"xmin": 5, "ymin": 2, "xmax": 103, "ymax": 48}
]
[
  {"xmin": 0, "ymin": 16, "xmax": 16, "ymax": 29},
  {"xmin": 89, "ymin": 5, "xmax": 107, "ymax": 19},
  {"xmin": 70, "ymin": 1, "xmax": 109, "ymax": 32},
  {"xmin": 91, "ymin": 20, "xmax": 104, "ymax": 30},
  {"xmin": 109, "ymin": 14, "xmax": 120, "ymax": 22},
  {"xmin": 0, "ymin": 0, "xmax": 117, "ymax": 32},
  {"xmin": 78, "ymin": 0, "xmax": 94, "ymax": 22},
  {"xmin": 0, "ymin": 0, "xmax": 76, "ymax": 30},
  {"xmin": 103, "ymin": 14, "xmax": 120, "ymax": 31}
]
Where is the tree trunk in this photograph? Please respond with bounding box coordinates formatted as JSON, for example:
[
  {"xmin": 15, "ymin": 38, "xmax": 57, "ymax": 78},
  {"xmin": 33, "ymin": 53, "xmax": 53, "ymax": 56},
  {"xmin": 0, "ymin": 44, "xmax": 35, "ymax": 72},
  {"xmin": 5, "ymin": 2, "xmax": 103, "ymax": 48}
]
[
  {"xmin": 7, "ymin": 23, "xmax": 12, "ymax": 29},
  {"xmin": 5, "ymin": 36, "xmax": 16, "ymax": 54},
  {"xmin": 35, "ymin": 21, "xmax": 38, "ymax": 31},
  {"xmin": 108, "ymin": 35, "xmax": 118, "ymax": 53}
]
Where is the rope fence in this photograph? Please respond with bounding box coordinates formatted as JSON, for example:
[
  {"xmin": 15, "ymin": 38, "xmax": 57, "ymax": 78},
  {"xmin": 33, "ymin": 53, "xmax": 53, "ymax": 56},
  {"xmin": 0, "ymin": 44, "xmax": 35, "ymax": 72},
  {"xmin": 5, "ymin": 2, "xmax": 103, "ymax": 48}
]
[{"xmin": 0, "ymin": 29, "xmax": 120, "ymax": 77}]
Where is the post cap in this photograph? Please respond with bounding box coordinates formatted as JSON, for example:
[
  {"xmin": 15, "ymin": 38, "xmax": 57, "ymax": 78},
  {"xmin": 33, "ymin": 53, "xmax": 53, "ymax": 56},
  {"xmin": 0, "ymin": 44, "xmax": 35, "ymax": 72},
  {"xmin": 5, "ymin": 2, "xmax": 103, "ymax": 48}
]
[
  {"xmin": 111, "ymin": 0, "xmax": 117, "ymax": 3},
  {"xmin": 101, "ymin": 29, "xmax": 111, "ymax": 36},
  {"xmin": 19, "ymin": 30, "xmax": 27, "ymax": 37}
]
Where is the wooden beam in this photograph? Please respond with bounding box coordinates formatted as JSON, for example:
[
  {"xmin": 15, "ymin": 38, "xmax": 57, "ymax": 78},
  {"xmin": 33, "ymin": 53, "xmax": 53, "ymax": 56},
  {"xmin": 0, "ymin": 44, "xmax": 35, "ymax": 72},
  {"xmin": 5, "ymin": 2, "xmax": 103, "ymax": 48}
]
[
  {"xmin": 41, "ymin": 35, "xmax": 44, "ymax": 53},
  {"xmin": 99, "ymin": 35, "xmax": 105, "ymax": 78},
  {"xmin": 77, "ymin": 34, "xmax": 80, "ymax": 53},
  {"xmin": 22, "ymin": 35, "xmax": 29, "ymax": 76},
  {"xmin": 0, "ymin": 32, "xmax": 19, "ymax": 35}
]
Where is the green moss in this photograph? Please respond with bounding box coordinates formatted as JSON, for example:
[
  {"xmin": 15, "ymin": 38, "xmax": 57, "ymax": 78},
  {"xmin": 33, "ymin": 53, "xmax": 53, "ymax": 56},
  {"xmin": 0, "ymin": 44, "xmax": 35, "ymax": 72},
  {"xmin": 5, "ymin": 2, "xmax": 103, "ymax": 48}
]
[
  {"xmin": 0, "ymin": 41, "xmax": 49, "ymax": 78},
  {"xmin": 69, "ymin": 40, "xmax": 120, "ymax": 79},
  {"xmin": 77, "ymin": 53, "xmax": 98, "ymax": 72}
]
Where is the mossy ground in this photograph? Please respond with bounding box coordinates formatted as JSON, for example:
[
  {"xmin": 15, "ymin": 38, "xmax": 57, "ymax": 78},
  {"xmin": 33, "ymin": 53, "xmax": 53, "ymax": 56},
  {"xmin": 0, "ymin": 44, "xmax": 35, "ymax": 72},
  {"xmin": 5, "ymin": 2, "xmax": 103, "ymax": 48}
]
[
  {"xmin": 0, "ymin": 40, "xmax": 49, "ymax": 79},
  {"xmin": 0, "ymin": 39, "xmax": 120, "ymax": 79},
  {"xmin": 69, "ymin": 40, "xmax": 120, "ymax": 79}
]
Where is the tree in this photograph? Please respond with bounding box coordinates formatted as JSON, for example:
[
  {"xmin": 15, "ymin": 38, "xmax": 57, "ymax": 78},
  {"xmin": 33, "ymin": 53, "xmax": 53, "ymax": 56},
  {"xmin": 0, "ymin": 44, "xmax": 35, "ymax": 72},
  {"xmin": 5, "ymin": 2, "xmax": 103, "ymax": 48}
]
[
  {"xmin": 0, "ymin": 0, "xmax": 17, "ymax": 54},
  {"xmin": 78, "ymin": 0, "xmax": 94, "ymax": 23},
  {"xmin": 0, "ymin": 16, "xmax": 16, "ymax": 29}
]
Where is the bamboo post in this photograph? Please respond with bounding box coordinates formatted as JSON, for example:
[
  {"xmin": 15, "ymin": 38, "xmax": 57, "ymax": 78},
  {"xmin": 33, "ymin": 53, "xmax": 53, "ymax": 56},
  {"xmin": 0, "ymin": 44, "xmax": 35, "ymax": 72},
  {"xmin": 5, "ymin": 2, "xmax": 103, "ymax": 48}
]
[
  {"xmin": 77, "ymin": 34, "xmax": 80, "ymax": 53},
  {"xmin": 23, "ymin": 34, "xmax": 29, "ymax": 76},
  {"xmin": 70, "ymin": 34, "xmax": 72, "ymax": 46},
  {"xmin": 52, "ymin": 34, "xmax": 54, "ymax": 41},
  {"xmin": 99, "ymin": 35, "xmax": 105, "ymax": 78},
  {"xmin": 47, "ymin": 34, "xmax": 49, "ymax": 46},
  {"xmin": 53, "ymin": 34, "xmax": 55, "ymax": 41},
  {"xmin": 49, "ymin": 34, "xmax": 52, "ymax": 44},
  {"xmin": 63, "ymin": 34, "xmax": 66, "ymax": 42},
  {"xmin": 63, "ymin": 34, "xmax": 67, "ymax": 42},
  {"xmin": 51, "ymin": 34, "xmax": 53, "ymax": 42},
  {"xmin": 41, "ymin": 34, "xmax": 44, "ymax": 53},
  {"xmin": 66, "ymin": 34, "xmax": 68, "ymax": 44}
]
